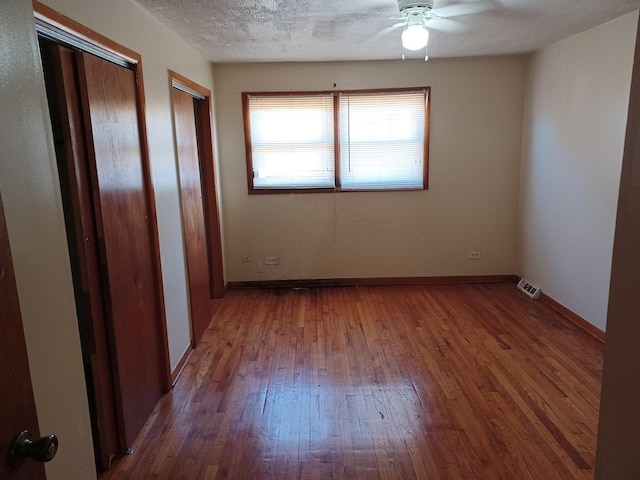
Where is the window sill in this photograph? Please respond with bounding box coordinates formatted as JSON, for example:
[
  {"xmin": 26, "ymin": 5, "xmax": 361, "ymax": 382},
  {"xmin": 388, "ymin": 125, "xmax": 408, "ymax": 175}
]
[{"xmin": 248, "ymin": 186, "xmax": 427, "ymax": 195}]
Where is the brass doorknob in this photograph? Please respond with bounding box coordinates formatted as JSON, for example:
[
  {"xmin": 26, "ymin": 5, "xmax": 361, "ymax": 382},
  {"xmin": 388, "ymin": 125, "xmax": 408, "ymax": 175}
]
[{"xmin": 10, "ymin": 430, "xmax": 58, "ymax": 468}]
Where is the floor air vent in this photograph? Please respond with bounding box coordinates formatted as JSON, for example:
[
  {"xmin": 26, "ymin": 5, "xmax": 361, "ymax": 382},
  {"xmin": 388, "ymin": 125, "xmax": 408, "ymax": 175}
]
[{"xmin": 517, "ymin": 278, "xmax": 541, "ymax": 300}]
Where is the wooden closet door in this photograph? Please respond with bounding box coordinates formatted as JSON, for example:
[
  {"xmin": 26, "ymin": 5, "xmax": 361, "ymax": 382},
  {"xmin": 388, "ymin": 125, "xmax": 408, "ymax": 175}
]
[
  {"xmin": 39, "ymin": 41, "xmax": 120, "ymax": 468},
  {"xmin": 172, "ymin": 88, "xmax": 211, "ymax": 346},
  {"xmin": 76, "ymin": 52, "xmax": 165, "ymax": 448}
]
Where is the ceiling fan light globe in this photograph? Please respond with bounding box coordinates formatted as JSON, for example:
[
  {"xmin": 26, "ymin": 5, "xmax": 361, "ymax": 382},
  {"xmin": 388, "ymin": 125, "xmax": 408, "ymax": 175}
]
[{"xmin": 402, "ymin": 24, "xmax": 429, "ymax": 50}]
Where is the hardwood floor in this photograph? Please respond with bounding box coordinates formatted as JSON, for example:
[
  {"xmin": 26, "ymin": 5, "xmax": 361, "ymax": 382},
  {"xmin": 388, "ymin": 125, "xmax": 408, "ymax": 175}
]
[{"xmin": 99, "ymin": 283, "xmax": 603, "ymax": 479}]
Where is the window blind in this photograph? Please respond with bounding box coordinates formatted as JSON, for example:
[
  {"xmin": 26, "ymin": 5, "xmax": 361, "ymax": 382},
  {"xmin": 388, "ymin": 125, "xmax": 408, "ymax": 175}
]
[
  {"xmin": 248, "ymin": 94, "xmax": 335, "ymax": 189},
  {"xmin": 339, "ymin": 91, "xmax": 426, "ymax": 190}
]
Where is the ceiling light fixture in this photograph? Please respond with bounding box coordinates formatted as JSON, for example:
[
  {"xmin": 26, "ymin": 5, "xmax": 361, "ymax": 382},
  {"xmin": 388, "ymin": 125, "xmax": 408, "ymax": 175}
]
[
  {"xmin": 398, "ymin": 1, "xmax": 432, "ymax": 60},
  {"xmin": 402, "ymin": 23, "xmax": 429, "ymax": 51}
]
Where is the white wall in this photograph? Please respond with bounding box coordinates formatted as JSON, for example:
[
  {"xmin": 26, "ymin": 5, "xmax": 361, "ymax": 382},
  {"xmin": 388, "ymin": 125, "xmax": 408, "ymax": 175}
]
[
  {"xmin": 0, "ymin": 1, "xmax": 96, "ymax": 478},
  {"xmin": 518, "ymin": 12, "xmax": 638, "ymax": 331},
  {"xmin": 42, "ymin": 0, "xmax": 219, "ymax": 370},
  {"xmin": 214, "ymin": 57, "xmax": 526, "ymax": 282}
]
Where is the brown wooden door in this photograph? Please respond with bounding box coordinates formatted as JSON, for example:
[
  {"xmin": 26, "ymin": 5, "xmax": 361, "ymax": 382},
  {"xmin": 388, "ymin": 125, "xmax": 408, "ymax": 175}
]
[
  {"xmin": 0, "ymin": 193, "xmax": 47, "ymax": 480},
  {"xmin": 172, "ymin": 88, "xmax": 212, "ymax": 346},
  {"xmin": 75, "ymin": 52, "xmax": 167, "ymax": 448},
  {"xmin": 39, "ymin": 41, "xmax": 120, "ymax": 469}
]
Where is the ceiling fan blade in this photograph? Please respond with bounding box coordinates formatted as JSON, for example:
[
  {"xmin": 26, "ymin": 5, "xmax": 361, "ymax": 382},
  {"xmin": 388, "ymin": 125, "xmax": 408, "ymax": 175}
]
[
  {"xmin": 376, "ymin": 22, "xmax": 405, "ymax": 36},
  {"xmin": 433, "ymin": 0, "xmax": 495, "ymax": 18},
  {"xmin": 426, "ymin": 17, "xmax": 469, "ymax": 34},
  {"xmin": 372, "ymin": 23, "xmax": 405, "ymax": 41}
]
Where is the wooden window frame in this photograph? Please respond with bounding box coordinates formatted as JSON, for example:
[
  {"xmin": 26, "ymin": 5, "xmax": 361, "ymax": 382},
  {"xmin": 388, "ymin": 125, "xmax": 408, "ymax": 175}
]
[{"xmin": 242, "ymin": 87, "xmax": 431, "ymax": 195}]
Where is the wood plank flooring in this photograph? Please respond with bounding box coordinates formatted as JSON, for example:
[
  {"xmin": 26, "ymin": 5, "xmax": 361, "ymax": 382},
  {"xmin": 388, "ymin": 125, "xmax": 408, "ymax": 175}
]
[{"xmin": 99, "ymin": 283, "xmax": 603, "ymax": 479}]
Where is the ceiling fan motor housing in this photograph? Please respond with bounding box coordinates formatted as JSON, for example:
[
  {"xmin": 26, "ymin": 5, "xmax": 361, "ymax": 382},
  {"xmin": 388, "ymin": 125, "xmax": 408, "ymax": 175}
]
[{"xmin": 398, "ymin": 0, "xmax": 434, "ymax": 17}]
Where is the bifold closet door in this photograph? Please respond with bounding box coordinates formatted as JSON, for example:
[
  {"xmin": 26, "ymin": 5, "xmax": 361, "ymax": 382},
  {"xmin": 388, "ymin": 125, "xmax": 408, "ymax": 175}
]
[
  {"xmin": 172, "ymin": 87, "xmax": 211, "ymax": 346},
  {"xmin": 76, "ymin": 52, "xmax": 166, "ymax": 448}
]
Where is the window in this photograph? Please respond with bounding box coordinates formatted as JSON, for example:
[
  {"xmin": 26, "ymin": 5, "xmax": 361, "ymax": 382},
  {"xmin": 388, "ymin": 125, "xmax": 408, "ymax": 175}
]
[
  {"xmin": 245, "ymin": 94, "xmax": 335, "ymax": 189},
  {"xmin": 243, "ymin": 88, "xmax": 430, "ymax": 193}
]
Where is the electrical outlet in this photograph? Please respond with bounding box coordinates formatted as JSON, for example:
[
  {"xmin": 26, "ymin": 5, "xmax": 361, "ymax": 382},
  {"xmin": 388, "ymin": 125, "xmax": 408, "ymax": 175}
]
[
  {"xmin": 242, "ymin": 255, "xmax": 251, "ymax": 262},
  {"xmin": 256, "ymin": 262, "xmax": 265, "ymax": 273},
  {"xmin": 468, "ymin": 250, "xmax": 481, "ymax": 260},
  {"xmin": 265, "ymin": 256, "xmax": 279, "ymax": 265}
]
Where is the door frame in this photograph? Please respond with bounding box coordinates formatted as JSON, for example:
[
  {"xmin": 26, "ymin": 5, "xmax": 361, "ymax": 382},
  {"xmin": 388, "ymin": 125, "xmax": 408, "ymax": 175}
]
[
  {"xmin": 33, "ymin": 0, "xmax": 172, "ymax": 467},
  {"xmin": 595, "ymin": 14, "xmax": 640, "ymax": 478},
  {"xmin": 169, "ymin": 70, "xmax": 225, "ymax": 301}
]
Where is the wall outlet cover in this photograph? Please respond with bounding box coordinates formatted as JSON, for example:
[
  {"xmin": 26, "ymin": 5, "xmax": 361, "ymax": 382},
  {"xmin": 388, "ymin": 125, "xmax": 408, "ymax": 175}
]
[{"xmin": 265, "ymin": 256, "xmax": 279, "ymax": 265}]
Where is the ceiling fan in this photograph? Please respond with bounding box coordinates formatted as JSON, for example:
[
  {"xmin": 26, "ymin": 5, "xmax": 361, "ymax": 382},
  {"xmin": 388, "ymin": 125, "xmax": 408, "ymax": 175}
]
[{"xmin": 391, "ymin": 0, "xmax": 494, "ymax": 60}]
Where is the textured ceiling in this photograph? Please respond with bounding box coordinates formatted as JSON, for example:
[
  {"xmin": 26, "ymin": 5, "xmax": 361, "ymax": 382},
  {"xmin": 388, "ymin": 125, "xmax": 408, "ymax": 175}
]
[{"xmin": 132, "ymin": 0, "xmax": 640, "ymax": 62}]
